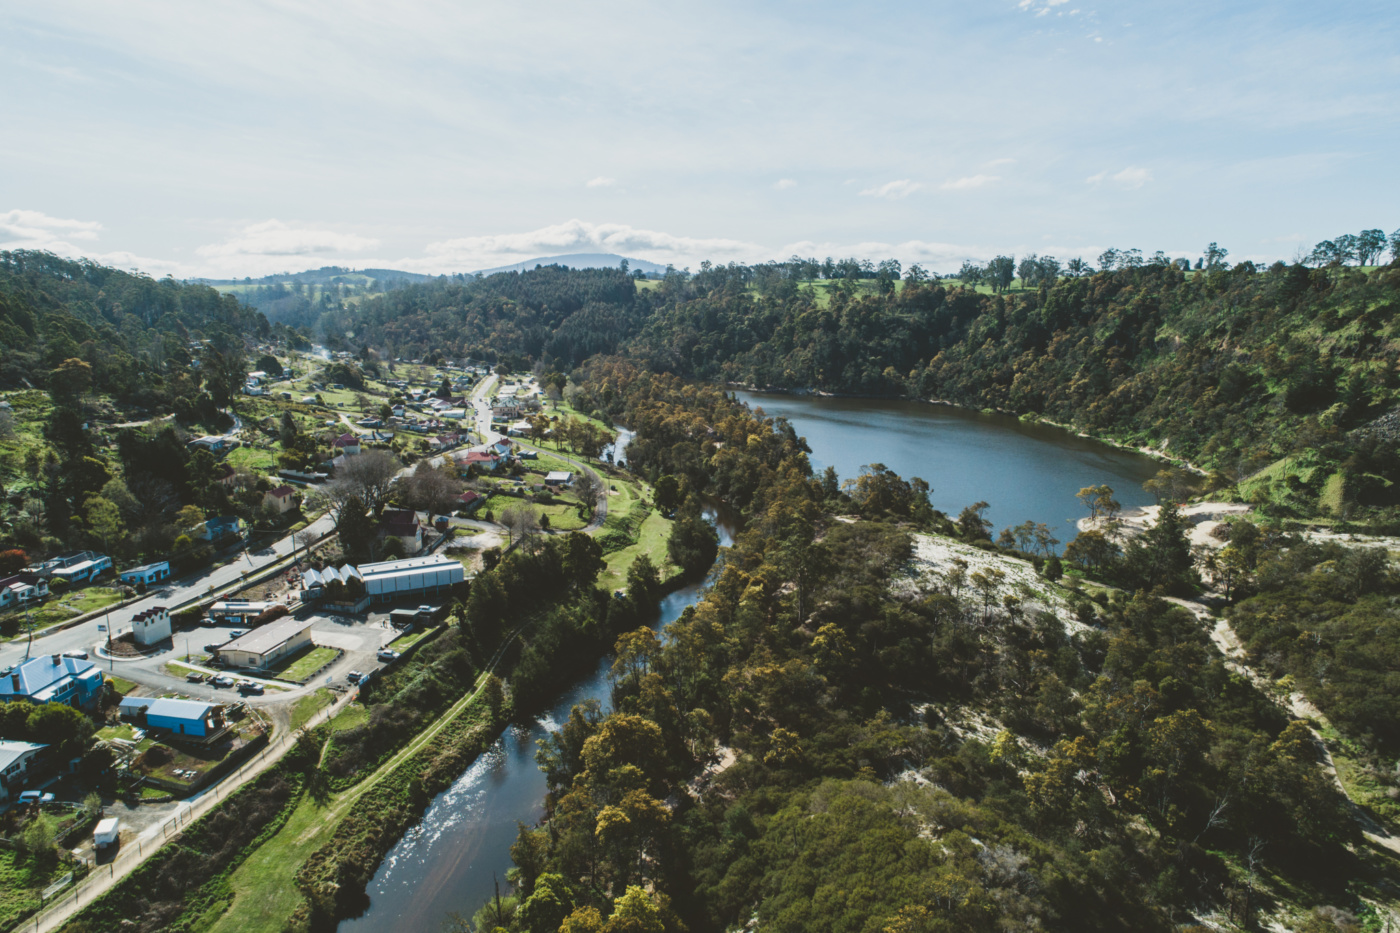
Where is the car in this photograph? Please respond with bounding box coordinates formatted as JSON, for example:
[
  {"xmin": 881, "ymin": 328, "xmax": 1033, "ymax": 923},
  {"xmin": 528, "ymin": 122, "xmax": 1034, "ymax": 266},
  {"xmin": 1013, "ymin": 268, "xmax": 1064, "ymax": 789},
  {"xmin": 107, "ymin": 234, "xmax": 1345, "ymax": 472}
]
[
  {"xmin": 200, "ymin": 616, "xmax": 216, "ymax": 626},
  {"xmin": 347, "ymin": 670, "xmax": 365, "ymax": 685},
  {"xmin": 376, "ymin": 649, "xmax": 400, "ymax": 662},
  {"xmin": 204, "ymin": 644, "xmax": 222, "ymax": 653},
  {"xmin": 186, "ymin": 671, "xmax": 206, "ymax": 683},
  {"xmin": 18, "ymin": 791, "xmax": 55, "ymax": 805},
  {"xmin": 229, "ymin": 630, "xmax": 247, "ymax": 639},
  {"xmin": 62, "ymin": 649, "xmax": 89, "ymax": 660},
  {"xmin": 211, "ymin": 675, "xmax": 234, "ymax": 688},
  {"xmin": 238, "ymin": 681, "xmax": 264, "ymax": 695}
]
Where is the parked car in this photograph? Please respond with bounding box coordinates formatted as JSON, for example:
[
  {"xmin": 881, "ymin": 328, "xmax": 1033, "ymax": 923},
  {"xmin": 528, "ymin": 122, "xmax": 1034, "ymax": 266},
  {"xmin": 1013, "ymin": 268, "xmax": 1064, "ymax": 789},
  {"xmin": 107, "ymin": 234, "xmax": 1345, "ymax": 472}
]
[
  {"xmin": 229, "ymin": 630, "xmax": 247, "ymax": 639},
  {"xmin": 237, "ymin": 681, "xmax": 263, "ymax": 695},
  {"xmin": 200, "ymin": 616, "xmax": 216, "ymax": 626},
  {"xmin": 211, "ymin": 675, "xmax": 234, "ymax": 688},
  {"xmin": 347, "ymin": 670, "xmax": 365, "ymax": 685},
  {"xmin": 62, "ymin": 649, "xmax": 89, "ymax": 660},
  {"xmin": 186, "ymin": 671, "xmax": 206, "ymax": 683},
  {"xmin": 377, "ymin": 649, "xmax": 400, "ymax": 662},
  {"xmin": 18, "ymin": 791, "xmax": 55, "ymax": 805}
]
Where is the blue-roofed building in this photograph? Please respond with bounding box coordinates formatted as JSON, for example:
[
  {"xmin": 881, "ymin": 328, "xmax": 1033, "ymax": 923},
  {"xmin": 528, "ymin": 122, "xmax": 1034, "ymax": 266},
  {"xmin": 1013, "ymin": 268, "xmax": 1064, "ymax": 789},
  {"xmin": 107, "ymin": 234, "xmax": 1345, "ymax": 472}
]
[
  {"xmin": 119, "ymin": 697, "xmax": 225, "ymax": 739},
  {"xmin": 0, "ymin": 655, "xmax": 105, "ymax": 709},
  {"xmin": 199, "ymin": 516, "xmax": 243, "ymax": 544}
]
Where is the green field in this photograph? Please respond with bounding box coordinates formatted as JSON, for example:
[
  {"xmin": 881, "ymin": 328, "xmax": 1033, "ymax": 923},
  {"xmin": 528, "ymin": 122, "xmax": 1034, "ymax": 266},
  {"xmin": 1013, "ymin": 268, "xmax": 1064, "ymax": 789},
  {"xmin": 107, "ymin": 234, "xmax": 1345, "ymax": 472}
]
[
  {"xmin": 264, "ymin": 645, "xmax": 340, "ymax": 683},
  {"xmin": 0, "ymin": 847, "xmax": 82, "ymax": 930},
  {"xmin": 289, "ymin": 689, "xmax": 335, "ymax": 732},
  {"xmin": 225, "ymin": 445, "xmax": 279, "ymax": 473}
]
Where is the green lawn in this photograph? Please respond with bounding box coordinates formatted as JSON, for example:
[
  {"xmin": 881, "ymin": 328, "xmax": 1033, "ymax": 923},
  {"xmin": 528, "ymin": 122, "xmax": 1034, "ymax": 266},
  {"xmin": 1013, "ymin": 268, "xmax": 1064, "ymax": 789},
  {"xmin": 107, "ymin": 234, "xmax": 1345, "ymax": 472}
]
[
  {"xmin": 96, "ymin": 722, "xmax": 137, "ymax": 742},
  {"xmin": 0, "ymin": 847, "xmax": 79, "ymax": 929},
  {"xmin": 600, "ymin": 509, "xmax": 676, "ymax": 592},
  {"xmin": 225, "ymin": 446, "xmax": 278, "ymax": 474},
  {"xmin": 328, "ymin": 702, "xmax": 369, "ymax": 733},
  {"xmin": 388, "ymin": 626, "xmax": 438, "ymax": 652},
  {"xmin": 106, "ymin": 675, "xmax": 137, "ymax": 695},
  {"xmin": 289, "ymin": 689, "xmax": 335, "ymax": 732},
  {"xmin": 264, "ymin": 645, "xmax": 340, "ymax": 683}
]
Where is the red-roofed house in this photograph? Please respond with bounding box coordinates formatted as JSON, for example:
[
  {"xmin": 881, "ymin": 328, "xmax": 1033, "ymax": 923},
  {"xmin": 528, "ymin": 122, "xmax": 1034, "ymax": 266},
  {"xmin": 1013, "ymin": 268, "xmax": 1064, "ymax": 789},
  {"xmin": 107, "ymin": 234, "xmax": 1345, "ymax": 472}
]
[
  {"xmin": 333, "ymin": 433, "xmax": 361, "ymax": 455},
  {"xmin": 381, "ymin": 509, "xmax": 424, "ymax": 554},
  {"xmin": 457, "ymin": 490, "xmax": 484, "ymax": 514},
  {"xmin": 264, "ymin": 485, "xmax": 298, "ymax": 514},
  {"xmin": 458, "ymin": 450, "xmax": 501, "ymax": 472},
  {"xmin": 429, "ymin": 432, "xmax": 461, "ymax": 452}
]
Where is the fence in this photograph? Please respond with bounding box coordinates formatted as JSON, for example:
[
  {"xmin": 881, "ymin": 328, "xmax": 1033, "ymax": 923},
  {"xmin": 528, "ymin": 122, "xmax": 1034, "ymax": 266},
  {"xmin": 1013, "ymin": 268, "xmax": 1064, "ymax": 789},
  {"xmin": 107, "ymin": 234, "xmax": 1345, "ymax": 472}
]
[{"xmin": 17, "ymin": 689, "xmax": 356, "ymax": 933}]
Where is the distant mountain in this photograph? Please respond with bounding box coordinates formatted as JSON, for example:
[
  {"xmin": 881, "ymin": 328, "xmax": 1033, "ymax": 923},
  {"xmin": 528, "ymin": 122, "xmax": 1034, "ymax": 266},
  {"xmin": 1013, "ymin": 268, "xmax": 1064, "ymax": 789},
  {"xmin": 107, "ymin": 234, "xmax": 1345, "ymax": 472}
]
[
  {"xmin": 193, "ymin": 266, "xmax": 436, "ymax": 287},
  {"xmin": 473, "ymin": 253, "xmax": 667, "ymax": 276}
]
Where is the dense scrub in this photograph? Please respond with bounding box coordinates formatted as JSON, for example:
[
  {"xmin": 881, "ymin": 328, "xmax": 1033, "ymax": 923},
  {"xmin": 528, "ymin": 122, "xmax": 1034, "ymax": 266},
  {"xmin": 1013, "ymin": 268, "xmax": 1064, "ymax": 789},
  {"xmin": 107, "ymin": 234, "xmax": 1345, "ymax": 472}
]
[{"xmin": 489, "ymin": 362, "xmax": 1396, "ymax": 933}]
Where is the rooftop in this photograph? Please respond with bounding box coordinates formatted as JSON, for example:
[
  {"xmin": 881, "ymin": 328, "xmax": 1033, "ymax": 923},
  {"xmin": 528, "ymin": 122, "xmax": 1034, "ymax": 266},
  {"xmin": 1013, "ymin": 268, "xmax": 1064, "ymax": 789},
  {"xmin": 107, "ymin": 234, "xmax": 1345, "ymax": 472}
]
[
  {"xmin": 0, "ymin": 740, "xmax": 45, "ymax": 772},
  {"xmin": 220, "ymin": 616, "xmax": 313, "ymax": 657},
  {"xmin": 0, "ymin": 655, "xmax": 98, "ymax": 699}
]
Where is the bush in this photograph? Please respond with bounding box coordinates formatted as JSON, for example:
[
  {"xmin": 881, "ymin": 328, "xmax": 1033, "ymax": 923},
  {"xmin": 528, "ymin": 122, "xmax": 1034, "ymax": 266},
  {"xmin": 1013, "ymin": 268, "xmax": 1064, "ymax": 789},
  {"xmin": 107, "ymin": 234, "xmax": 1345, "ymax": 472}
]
[{"xmin": 251, "ymin": 604, "xmax": 289, "ymax": 626}]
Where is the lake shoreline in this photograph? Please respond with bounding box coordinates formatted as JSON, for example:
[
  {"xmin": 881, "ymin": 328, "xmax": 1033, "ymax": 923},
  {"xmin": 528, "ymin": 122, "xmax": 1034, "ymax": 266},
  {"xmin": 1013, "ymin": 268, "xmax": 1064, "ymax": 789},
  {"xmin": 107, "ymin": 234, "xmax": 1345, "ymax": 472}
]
[{"xmin": 728, "ymin": 383, "xmax": 1208, "ymax": 476}]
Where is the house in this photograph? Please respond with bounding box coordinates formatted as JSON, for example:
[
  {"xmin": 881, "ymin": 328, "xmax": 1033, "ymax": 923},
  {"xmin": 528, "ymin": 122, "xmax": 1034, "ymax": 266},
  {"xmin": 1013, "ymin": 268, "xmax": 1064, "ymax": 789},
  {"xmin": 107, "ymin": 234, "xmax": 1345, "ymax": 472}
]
[
  {"xmin": 120, "ymin": 561, "xmax": 170, "ymax": 587},
  {"xmin": 381, "ymin": 509, "xmax": 425, "ymax": 554},
  {"xmin": 456, "ymin": 490, "xmax": 484, "ymax": 514},
  {"xmin": 491, "ymin": 439, "xmax": 514, "ymax": 457},
  {"xmin": 544, "ymin": 471, "xmax": 575, "ymax": 487},
  {"xmin": 120, "ymin": 697, "xmax": 225, "ymax": 739},
  {"xmin": 130, "ymin": 606, "xmax": 171, "ymax": 646},
  {"xmin": 188, "ymin": 435, "xmax": 230, "ymax": 453},
  {"xmin": 301, "ymin": 395, "xmax": 318, "ymax": 404},
  {"xmin": 217, "ymin": 616, "xmax": 314, "ymax": 670},
  {"xmin": 245, "ymin": 371, "xmax": 267, "ymax": 386},
  {"xmin": 301, "ymin": 564, "xmax": 363, "ymax": 599},
  {"xmin": 264, "ymin": 485, "xmax": 298, "ymax": 514},
  {"xmin": 428, "ymin": 432, "xmax": 460, "ymax": 452},
  {"xmin": 48, "ymin": 553, "xmax": 112, "ymax": 585},
  {"xmin": 458, "ymin": 450, "xmax": 501, "ymax": 472},
  {"xmin": 213, "ymin": 463, "xmax": 238, "ymax": 487},
  {"xmin": 0, "ymin": 741, "xmax": 47, "ymax": 804},
  {"xmin": 357, "ymin": 554, "xmax": 465, "ymax": 603},
  {"xmin": 0, "ymin": 573, "xmax": 48, "ymax": 609},
  {"xmin": 0, "ymin": 655, "xmax": 105, "ymax": 709},
  {"xmin": 508, "ymin": 420, "xmax": 533, "ymax": 437},
  {"xmin": 200, "ymin": 516, "xmax": 242, "ymax": 544},
  {"xmin": 333, "ymin": 433, "xmax": 361, "ymax": 455}
]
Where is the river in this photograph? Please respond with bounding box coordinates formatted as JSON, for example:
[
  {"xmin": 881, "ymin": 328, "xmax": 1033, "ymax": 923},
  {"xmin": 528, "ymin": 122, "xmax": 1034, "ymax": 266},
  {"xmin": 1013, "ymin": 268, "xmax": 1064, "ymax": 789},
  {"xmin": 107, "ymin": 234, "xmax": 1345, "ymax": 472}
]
[
  {"xmin": 340, "ymin": 396, "xmax": 1160, "ymax": 930},
  {"xmin": 734, "ymin": 391, "xmax": 1161, "ymax": 545},
  {"xmin": 339, "ymin": 513, "xmax": 736, "ymax": 932}
]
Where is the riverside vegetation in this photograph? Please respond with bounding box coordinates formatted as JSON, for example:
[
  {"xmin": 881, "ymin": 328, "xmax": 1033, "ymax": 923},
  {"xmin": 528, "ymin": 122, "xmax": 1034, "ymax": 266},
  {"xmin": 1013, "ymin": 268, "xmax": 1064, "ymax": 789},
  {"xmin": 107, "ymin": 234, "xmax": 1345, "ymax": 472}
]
[{"xmin": 1, "ymin": 250, "xmax": 1397, "ymax": 931}]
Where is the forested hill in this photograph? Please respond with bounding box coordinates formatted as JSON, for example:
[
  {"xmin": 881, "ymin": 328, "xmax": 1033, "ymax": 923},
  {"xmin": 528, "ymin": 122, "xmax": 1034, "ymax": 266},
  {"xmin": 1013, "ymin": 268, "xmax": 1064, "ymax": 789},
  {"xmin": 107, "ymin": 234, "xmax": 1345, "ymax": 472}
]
[
  {"xmin": 319, "ymin": 263, "xmax": 643, "ymax": 368},
  {"xmin": 336, "ymin": 259, "xmax": 1400, "ymax": 508},
  {"xmin": 0, "ymin": 250, "xmax": 268, "ymax": 401}
]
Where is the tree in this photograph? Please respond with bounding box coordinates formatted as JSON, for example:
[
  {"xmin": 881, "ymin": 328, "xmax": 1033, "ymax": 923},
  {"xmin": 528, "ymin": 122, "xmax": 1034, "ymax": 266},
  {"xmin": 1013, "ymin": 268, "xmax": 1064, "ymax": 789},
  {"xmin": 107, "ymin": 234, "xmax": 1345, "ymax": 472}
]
[
  {"xmin": 652, "ymin": 475, "xmax": 682, "ymax": 513},
  {"xmin": 437, "ymin": 376, "xmax": 454, "ymax": 400},
  {"xmin": 956, "ymin": 501, "xmax": 992, "ymax": 540},
  {"xmin": 986, "ymin": 255, "xmax": 1016, "ymax": 293},
  {"xmin": 279, "ymin": 411, "xmax": 299, "ymax": 450},
  {"xmin": 1120, "ymin": 499, "xmax": 1197, "ymax": 594},
  {"xmin": 335, "ymin": 493, "xmax": 375, "ymax": 562},
  {"xmin": 1076, "ymin": 485, "xmax": 1120, "ymax": 522},
  {"xmin": 1356, "ymin": 228, "xmax": 1388, "ymax": 266},
  {"xmin": 626, "ymin": 554, "xmax": 661, "ymax": 605},
  {"xmin": 82, "ymin": 495, "xmax": 125, "ymax": 552},
  {"xmin": 255, "ymin": 354, "xmax": 284, "ymax": 378},
  {"xmin": 1204, "ymin": 242, "xmax": 1230, "ymax": 270},
  {"xmin": 0, "ymin": 549, "xmax": 26, "ymax": 574},
  {"xmin": 573, "ymin": 470, "xmax": 601, "ymax": 519},
  {"xmin": 329, "ymin": 449, "xmax": 401, "ymax": 517},
  {"xmin": 49, "ymin": 358, "xmax": 92, "ymax": 408}
]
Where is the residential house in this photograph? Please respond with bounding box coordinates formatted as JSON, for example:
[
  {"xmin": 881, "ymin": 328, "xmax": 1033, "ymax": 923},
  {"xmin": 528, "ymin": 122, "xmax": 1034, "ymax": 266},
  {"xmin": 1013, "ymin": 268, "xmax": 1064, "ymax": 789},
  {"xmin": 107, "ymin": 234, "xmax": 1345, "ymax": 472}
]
[
  {"xmin": 333, "ymin": 433, "xmax": 361, "ymax": 456},
  {"xmin": 188, "ymin": 435, "xmax": 230, "ymax": 453},
  {"xmin": 199, "ymin": 516, "xmax": 242, "ymax": 544},
  {"xmin": 213, "ymin": 463, "xmax": 237, "ymax": 487},
  {"xmin": 119, "ymin": 561, "xmax": 170, "ymax": 587},
  {"xmin": 458, "ymin": 450, "xmax": 501, "ymax": 473},
  {"xmin": 0, "ymin": 655, "xmax": 105, "ymax": 709},
  {"xmin": 0, "ymin": 741, "xmax": 47, "ymax": 804},
  {"xmin": 130, "ymin": 606, "xmax": 171, "ymax": 646},
  {"xmin": 0, "ymin": 573, "xmax": 48, "ymax": 609},
  {"xmin": 544, "ymin": 471, "xmax": 575, "ymax": 487},
  {"xmin": 381, "ymin": 509, "xmax": 425, "ymax": 554},
  {"xmin": 428, "ymin": 432, "xmax": 460, "ymax": 452},
  {"xmin": 120, "ymin": 697, "xmax": 225, "ymax": 739},
  {"xmin": 456, "ymin": 490, "xmax": 484, "ymax": 514},
  {"xmin": 47, "ymin": 553, "xmax": 112, "ymax": 585},
  {"xmin": 264, "ymin": 485, "xmax": 298, "ymax": 514}
]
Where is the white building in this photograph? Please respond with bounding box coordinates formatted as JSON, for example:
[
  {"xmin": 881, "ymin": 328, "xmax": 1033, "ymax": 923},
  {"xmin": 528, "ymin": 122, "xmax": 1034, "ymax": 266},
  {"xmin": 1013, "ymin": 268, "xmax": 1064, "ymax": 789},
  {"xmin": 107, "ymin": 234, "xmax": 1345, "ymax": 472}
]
[
  {"xmin": 218, "ymin": 616, "xmax": 314, "ymax": 670},
  {"xmin": 357, "ymin": 555, "xmax": 465, "ymax": 603},
  {"xmin": 0, "ymin": 741, "xmax": 47, "ymax": 804},
  {"xmin": 130, "ymin": 606, "xmax": 171, "ymax": 646},
  {"xmin": 120, "ymin": 561, "xmax": 170, "ymax": 586}
]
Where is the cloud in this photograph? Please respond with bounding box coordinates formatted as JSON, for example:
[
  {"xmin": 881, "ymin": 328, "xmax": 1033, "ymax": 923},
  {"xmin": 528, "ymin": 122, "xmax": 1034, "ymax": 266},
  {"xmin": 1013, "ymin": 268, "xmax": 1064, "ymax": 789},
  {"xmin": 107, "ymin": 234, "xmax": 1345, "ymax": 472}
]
[
  {"xmin": 1086, "ymin": 166, "xmax": 1152, "ymax": 189},
  {"xmin": 859, "ymin": 179, "xmax": 923, "ymax": 199},
  {"xmin": 987, "ymin": 158, "xmax": 1016, "ymax": 167},
  {"xmin": 774, "ymin": 178, "xmax": 797, "ymax": 190},
  {"xmin": 940, "ymin": 174, "xmax": 1000, "ymax": 191},
  {"xmin": 415, "ymin": 219, "xmax": 765, "ymax": 271},
  {"xmin": 0, "ymin": 209, "xmax": 104, "ymax": 245},
  {"xmin": 195, "ymin": 220, "xmax": 380, "ymax": 259},
  {"xmin": 586, "ymin": 177, "xmax": 617, "ymax": 188}
]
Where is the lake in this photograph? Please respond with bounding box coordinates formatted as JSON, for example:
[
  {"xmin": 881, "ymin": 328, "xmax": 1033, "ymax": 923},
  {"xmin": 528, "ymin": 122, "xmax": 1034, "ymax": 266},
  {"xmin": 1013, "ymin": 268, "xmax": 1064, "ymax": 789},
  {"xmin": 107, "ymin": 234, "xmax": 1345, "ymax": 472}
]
[{"xmin": 734, "ymin": 391, "xmax": 1162, "ymax": 546}]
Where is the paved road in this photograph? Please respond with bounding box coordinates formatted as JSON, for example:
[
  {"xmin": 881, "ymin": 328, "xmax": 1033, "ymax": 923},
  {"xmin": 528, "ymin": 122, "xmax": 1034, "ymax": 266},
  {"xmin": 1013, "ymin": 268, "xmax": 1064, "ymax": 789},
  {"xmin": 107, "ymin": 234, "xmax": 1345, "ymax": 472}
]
[{"xmin": 0, "ymin": 513, "xmax": 334, "ymax": 674}]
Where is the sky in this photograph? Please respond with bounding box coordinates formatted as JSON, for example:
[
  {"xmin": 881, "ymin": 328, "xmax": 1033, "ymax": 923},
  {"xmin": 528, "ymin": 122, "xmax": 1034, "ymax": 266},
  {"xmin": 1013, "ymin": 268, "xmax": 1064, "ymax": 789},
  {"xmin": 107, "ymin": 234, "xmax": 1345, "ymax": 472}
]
[{"xmin": 2, "ymin": 1, "xmax": 1398, "ymax": 279}]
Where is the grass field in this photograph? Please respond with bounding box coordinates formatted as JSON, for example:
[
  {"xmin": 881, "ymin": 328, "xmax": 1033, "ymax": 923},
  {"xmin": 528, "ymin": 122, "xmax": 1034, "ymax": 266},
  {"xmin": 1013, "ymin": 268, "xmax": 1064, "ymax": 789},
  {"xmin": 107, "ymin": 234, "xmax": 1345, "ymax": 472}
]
[
  {"xmin": 388, "ymin": 626, "xmax": 437, "ymax": 651},
  {"xmin": 263, "ymin": 645, "xmax": 340, "ymax": 683},
  {"xmin": 225, "ymin": 446, "xmax": 279, "ymax": 473},
  {"xmin": 0, "ymin": 847, "xmax": 81, "ymax": 930},
  {"xmin": 289, "ymin": 689, "xmax": 335, "ymax": 732},
  {"xmin": 106, "ymin": 675, "xmax": 137, "ymax": 695}
]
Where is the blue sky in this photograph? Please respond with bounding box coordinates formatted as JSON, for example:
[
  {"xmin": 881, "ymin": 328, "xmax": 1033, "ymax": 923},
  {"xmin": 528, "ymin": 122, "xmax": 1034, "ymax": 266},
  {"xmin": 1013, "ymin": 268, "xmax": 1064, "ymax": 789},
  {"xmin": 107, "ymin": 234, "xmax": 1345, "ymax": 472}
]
[{"xmin": 2, "ymin": 1, "xmax": 1397, "ymax": 277}]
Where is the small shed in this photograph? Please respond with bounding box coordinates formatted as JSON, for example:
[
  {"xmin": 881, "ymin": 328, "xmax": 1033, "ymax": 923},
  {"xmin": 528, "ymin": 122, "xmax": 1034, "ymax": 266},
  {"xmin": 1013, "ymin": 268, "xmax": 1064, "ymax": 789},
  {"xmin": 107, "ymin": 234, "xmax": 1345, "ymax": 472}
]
[{"xmin": 94, "ymin": 817, "xmax": 119, "ymax": 847}]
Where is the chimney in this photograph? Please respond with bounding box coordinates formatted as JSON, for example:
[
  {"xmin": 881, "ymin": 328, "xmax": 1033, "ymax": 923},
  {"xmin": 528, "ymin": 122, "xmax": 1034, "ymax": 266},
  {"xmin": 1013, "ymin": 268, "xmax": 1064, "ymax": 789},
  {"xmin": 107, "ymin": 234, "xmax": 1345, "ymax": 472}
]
[
  {"xmin": 10, "ymin": 674, "xmax": 18, "ymax": 690},
  {"xmin": 51, "ymin": 655, "xmax": 60, "ymax": 666}
]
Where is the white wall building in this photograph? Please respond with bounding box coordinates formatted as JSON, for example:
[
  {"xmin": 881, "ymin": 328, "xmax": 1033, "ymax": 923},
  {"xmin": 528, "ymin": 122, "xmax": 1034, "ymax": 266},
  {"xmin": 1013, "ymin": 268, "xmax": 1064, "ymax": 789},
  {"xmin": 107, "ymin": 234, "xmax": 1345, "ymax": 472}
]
[
  {"xmin": 130, "ymin": 606, "xmax": 171, "ymax": 646},
  {"xmin": 358, "ymin": 555, "xmax": 465, "ymax": 603}
]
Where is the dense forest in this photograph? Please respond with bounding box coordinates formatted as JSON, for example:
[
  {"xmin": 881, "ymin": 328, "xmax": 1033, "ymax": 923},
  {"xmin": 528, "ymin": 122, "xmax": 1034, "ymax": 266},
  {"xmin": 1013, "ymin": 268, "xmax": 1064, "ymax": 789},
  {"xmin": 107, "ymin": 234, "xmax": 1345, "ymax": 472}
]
[
  {"xmin": 468, "ymin": 359, "xmax": 1398, "ymax": 933},
  {"xmin": 330, "ymin": 252, "xmax": 1400, "ymax": 528}
]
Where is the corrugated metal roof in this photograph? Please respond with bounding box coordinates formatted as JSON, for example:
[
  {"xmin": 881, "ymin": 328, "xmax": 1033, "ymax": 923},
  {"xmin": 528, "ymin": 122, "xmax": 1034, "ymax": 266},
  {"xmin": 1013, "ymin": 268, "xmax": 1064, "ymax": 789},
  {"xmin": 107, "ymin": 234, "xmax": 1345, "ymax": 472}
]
[{"xmin": 221, "ymin": 616, "xmax": 313, "ymax": 658}]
